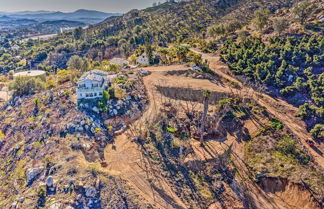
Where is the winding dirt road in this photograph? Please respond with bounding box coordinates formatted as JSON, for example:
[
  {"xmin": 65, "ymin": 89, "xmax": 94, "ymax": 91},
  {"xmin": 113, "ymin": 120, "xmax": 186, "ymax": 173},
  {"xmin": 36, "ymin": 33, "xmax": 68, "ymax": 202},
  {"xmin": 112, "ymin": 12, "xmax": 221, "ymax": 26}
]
[{"xmin": 101, "ymin": 52, "xmax": 323, "ymax": 208}]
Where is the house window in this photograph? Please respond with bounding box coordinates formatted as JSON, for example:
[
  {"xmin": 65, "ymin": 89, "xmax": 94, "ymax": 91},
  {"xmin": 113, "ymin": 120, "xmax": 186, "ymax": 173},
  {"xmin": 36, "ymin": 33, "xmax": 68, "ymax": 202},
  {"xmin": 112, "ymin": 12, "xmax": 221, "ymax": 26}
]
[
  {"xmin": 86, "ymin": 94, "xmax": 89, "ymax": 97},
  {"xmin": 94, "ymin": 93, "xmax": 97, "ymax": 96},
  {"xmin": 99, "ymin": 92, "xmax": 103, "ymax": 96},
  {"xmin": 80, "ymin": 94, "xmax": 82, "ymax": 97}
]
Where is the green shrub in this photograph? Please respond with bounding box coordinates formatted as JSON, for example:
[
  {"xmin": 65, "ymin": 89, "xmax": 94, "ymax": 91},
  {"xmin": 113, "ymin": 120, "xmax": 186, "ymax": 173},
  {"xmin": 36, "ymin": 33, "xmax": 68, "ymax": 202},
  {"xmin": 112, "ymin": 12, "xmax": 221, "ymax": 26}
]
[
  {"xmin": 114, "ymin": 87, "xmax": 126, "ymax": 99},
  {"xmin": 270, "ymin": 118, "xmax": 283, "ymax": 130},
  {"xmin": 166, "ymin": 126, "xmax": 178, "ymax": 133},
  {"xmin": 276, "ymin": 135, "xmax": 296, "ymax": 155},
  {"xmin": 310, "ymin": 124, "xmax": 324, "ymax": 139}
]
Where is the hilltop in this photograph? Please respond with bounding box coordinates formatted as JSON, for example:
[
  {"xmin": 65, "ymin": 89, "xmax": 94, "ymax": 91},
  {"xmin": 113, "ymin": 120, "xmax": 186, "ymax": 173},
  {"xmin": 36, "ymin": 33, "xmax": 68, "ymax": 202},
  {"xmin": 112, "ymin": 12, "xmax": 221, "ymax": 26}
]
[{"xmin": 0, "ymin": 0, "xmax": 323, "ymax": 208}]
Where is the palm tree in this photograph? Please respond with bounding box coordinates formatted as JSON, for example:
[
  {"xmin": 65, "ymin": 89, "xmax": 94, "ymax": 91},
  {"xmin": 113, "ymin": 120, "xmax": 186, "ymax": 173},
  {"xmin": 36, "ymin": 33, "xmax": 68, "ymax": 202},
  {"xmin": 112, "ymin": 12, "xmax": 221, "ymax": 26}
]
[{"xmin": 200, "ymin": 90, "xmax": 211, "ymax": 146}]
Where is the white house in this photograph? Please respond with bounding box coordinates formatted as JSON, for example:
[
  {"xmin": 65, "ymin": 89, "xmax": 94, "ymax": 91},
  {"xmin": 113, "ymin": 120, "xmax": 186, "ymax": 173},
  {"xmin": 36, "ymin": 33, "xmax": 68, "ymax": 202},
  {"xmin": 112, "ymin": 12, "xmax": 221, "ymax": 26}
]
[
  {"xmin": 136, "ymin": 53, "xmax": 150, "ymax": 65},
  {"xmin": 77, "ymin": 69, "xmax": 116, "ymax": 100}
]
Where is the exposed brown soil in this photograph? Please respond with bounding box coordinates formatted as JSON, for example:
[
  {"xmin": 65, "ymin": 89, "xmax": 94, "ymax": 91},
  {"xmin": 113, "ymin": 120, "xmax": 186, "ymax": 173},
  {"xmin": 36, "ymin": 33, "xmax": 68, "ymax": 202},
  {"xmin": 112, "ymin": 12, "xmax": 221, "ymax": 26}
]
[
  {"xmin": 259, "ymin": 177, "xmax": 321, "ymax": 209},
  {"xmin": 98, "ymin": 52, "xmax": 323, "ymax": 208},
  {"xmin": 192, "ymin": 49, "xmax": 324, "ymax": 171}
]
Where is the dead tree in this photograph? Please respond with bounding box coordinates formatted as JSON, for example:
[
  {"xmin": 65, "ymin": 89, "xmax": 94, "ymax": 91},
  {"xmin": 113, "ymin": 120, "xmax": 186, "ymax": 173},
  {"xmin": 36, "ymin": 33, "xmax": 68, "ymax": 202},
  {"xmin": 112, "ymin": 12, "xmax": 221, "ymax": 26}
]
[{"xmin": 200, "ymin": 90, "xmax": 211, "ymax": 146}]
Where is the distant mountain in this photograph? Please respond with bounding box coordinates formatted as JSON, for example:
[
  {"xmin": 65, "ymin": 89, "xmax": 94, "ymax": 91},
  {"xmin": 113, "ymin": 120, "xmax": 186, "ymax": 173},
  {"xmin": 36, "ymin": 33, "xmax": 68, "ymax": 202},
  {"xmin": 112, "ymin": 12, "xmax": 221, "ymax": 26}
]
[
  {"xmin": 0, "ymin": 15, "xmax": 37, "ymax": 29},
  {"xmin": 8, "ymin": 9, "xmax": 122, "ymax": 25},
  {"xmin": 19, "ymin": 20, "xmax": 87, "ymax": 34},
  {"xmin": 13, "ymin": 10, "xmax": 53, "ymax": 15}
]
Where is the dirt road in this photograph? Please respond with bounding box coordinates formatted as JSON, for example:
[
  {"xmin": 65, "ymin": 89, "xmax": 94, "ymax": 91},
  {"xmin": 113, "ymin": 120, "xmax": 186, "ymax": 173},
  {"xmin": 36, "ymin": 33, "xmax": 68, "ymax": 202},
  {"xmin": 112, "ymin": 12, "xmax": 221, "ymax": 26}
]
[
  {"xmin": 101, "ymin": 54, "xmax": 323, "ymax": 208},
  {"xmin": 103, "ymin": 65, "xmax": 191, "ymax": 209}
]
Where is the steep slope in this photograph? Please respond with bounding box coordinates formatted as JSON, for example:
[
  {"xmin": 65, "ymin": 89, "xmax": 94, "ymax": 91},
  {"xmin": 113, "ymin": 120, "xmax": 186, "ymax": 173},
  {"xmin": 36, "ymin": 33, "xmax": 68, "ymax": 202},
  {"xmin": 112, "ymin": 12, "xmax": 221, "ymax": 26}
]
[{"xmin": 0, "ymin": 81, "xmax": 150, "ymax": 208}]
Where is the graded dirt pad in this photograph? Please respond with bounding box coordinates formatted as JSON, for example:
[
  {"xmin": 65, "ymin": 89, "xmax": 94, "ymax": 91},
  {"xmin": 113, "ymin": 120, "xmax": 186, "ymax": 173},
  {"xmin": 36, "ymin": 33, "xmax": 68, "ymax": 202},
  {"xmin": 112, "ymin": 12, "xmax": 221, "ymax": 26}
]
[
  {"xmin": 258, "ymin": 177, "xmax": 321, "ymax": 209},
  {"xmin": 101, "ymin": 57, "xmax": 323, "ymax": 208}
]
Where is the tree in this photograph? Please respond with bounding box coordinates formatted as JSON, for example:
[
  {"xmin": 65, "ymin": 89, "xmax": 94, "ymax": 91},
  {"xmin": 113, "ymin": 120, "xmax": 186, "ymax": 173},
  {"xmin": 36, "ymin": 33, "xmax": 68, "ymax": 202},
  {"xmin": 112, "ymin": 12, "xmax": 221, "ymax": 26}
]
[
  {"xmin": 207, "ymin": 24, "xmax": 225, "ymax": 38},
  {"xmin": 103, "ymin": 90, "xmax": 110, "ymax": 101},
  {"xmin": 292, "ymin": 0, "xmax": 313, "ymax": 25},
  {"xmin": 67, "ymin": 56, "xmax": 83, "ymax": 70},
  {"xmin": 73, "ymin": 27, "xmax": 83, "ymax": 40},
  {"xmin": 172, "ymin": 45, "xmax": 189, "ymax": 62},
  {"xmin": 10, "ymin": 76, "xmax": 45, "ymax": 96},
  {"xmin": 310, "ymin": 124, "xmax": 323, "ymax": 139},
  {"xmin": 272, "ymin": 17, "xmax": 289, "ymax": 35},
  {"xmin": 145, "ymin": 44, "xmax": 154, "ymax": 64},
  {"xmin": 200, "ymin": 90, "xmax": 211, "ymax": 146},
  {"xmin": 252, "ymin": 9, "xmax": 270, "ymax": 32}
]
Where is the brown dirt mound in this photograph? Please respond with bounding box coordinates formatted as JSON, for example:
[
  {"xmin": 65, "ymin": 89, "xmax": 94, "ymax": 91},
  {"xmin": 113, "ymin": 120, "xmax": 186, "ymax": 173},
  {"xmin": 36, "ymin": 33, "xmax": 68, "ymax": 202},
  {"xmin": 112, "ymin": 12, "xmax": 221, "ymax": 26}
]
[{"xmin": 259, "ymin": 177, "xmax": 321, "ymax": 209}]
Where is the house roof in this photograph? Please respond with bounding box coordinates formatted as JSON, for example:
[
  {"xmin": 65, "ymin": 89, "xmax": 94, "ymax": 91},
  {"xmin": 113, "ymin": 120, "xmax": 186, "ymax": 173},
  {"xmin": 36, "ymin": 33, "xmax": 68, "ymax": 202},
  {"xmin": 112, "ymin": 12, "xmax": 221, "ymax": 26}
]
[{"xmin": 78, "ymin": 69, "xmax": 109, "ymax": 83}]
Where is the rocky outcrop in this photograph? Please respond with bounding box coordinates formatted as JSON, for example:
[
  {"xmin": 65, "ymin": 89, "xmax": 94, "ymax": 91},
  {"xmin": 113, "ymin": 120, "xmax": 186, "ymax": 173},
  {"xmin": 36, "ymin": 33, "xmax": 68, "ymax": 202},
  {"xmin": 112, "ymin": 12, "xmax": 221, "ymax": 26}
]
[{"xmin": 26, "ymin": 167, "xmax": 44, "ymax": 186}]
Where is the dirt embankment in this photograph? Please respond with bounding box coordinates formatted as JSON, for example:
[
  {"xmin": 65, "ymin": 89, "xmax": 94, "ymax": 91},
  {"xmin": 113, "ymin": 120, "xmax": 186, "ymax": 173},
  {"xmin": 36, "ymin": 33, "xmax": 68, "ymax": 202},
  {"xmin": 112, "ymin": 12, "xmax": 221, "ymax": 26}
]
[{"xmin": 259, "ymin": 177, "xmax": 321, "ymax": 209}]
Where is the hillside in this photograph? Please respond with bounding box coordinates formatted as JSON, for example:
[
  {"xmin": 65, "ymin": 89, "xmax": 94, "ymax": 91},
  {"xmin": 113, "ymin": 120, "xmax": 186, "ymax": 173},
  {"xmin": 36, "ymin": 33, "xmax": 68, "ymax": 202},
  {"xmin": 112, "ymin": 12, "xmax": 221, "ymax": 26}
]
[
  {"xmin": 0, "ymin": 0, "xmax": 323, "ymax": 208},
  {"xmin": 1, "ymin": 58, "xmax": 323, "ymax": 208},
  {"xmin": 0, "ymin": 0, "xmax": 301, "ymax": 72}
]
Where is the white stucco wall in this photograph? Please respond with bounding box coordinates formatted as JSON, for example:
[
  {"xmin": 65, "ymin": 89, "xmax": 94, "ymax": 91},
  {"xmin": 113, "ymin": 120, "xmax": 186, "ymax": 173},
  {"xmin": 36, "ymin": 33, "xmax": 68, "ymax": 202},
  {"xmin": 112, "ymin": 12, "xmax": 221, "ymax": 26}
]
[
  {"xmin": 77, "ymin": 79, "xmax": 104, "ymax": 99},
  {"xmin": 137, "ymin": 55, "xmax": 149, "ymax": 65}
]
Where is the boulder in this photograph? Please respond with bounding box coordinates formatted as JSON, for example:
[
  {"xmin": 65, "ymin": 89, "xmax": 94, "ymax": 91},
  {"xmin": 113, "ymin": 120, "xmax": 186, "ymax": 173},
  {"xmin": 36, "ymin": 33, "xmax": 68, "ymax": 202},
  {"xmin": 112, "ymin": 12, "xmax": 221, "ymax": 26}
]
[
  {"xmin": 46, "ymin": 176, "xmax": 54, "ymax": 187},
  {"xmin": 26, "ymin": 167, "xmax": 44, "ymax": 186},
  {"xmin": 92, "ymin": 107, "xmax": 100, "ymax": 113},
  {"xmin": 85, "ymin": 187, "xmax": 97, "ymax": 198}
]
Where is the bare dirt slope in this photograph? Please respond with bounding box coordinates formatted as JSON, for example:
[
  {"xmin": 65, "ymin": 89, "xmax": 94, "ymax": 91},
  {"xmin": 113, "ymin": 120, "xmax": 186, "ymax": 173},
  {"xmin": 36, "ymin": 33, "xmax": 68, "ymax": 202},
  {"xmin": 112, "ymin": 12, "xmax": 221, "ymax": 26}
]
[
  {"xmin": 103, "ymin": 65, "xmax": 191, "ymax": 209},
  {"xmin": 100, "ymin": 58, "xmax": 322, "ymax": 208},
  {"xmin": 192, "ymin": 49, "xmax": 324, "ymax": 171}
]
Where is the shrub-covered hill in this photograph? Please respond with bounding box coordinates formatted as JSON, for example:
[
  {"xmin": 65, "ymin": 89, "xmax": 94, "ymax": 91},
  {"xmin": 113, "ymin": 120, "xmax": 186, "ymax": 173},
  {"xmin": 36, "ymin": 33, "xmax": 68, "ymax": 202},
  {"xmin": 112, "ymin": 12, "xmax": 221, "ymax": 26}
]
[
  {"xmin": 0, "ymin": 0, "xmax": 300, "ymax": 73},
  {"xmin": 0, "ymin": 83, "xmax": 150, "ymax": 208}
]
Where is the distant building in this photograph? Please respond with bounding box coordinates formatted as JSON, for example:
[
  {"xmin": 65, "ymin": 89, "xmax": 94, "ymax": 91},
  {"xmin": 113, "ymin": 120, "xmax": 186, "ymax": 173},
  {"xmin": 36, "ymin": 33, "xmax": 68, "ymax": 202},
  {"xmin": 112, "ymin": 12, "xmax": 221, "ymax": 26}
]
[
  {"xmin": 13, "ymin": 70, "xmax": 46, "ymax": 79},
  {"xmin": 77, "ymin": 69, "xmax": 116, "ymax": 100},
  {"xmin": 136, "ymin": 53, "xmax": 150, "ymax": 65}
]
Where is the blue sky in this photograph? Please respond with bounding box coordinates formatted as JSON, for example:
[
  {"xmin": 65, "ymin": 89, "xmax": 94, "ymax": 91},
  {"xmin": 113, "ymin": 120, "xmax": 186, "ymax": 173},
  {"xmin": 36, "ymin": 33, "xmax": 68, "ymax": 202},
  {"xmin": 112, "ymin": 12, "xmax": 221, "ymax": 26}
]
[{"xmin": 0, "ymin": 0, "xmax": 158, "ymax": 13}]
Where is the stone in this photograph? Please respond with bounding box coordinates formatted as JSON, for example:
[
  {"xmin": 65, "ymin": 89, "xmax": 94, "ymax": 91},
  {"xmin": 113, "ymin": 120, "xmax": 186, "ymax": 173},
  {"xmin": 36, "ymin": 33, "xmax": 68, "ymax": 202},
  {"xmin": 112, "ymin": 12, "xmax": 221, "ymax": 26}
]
[
  {"xmin": 92, "ymin": 106, "xmax": 100, "ymax": 113},
  {"xmin": 46, "ymin": 176, "xmax": 54, "ymax": 187},
  {"xmin": 68, "ymin": 178, "xmax": 75, "ymax": 185},
  {"xmin": 26, "ymin": 167, "xmax": 44, "ymax": 186},
  {"xmin": 85, "ymin": 187, "xmax": 97, "ymax": 197},
  {"xmin": 113, "ymin": 109, "xmax": 118, "ymax": 115},
  {"xmin": 18, "ymin": 196, "xmax": 25, "ymax": 203},
  {"xmin": 197, "ymin": 75, "xmax": 204, "ymax": 79},
  {"xmin": 48, "ymin": 203, "xmax": 62, "ymax": 209}
]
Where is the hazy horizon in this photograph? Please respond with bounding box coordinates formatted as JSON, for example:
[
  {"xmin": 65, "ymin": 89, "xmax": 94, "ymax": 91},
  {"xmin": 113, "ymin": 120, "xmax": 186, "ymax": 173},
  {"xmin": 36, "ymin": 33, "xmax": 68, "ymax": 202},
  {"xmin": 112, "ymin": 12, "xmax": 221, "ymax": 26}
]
[{"xmin": 0, "ymin": 0, "xmax": 157, "ymax": 13}]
